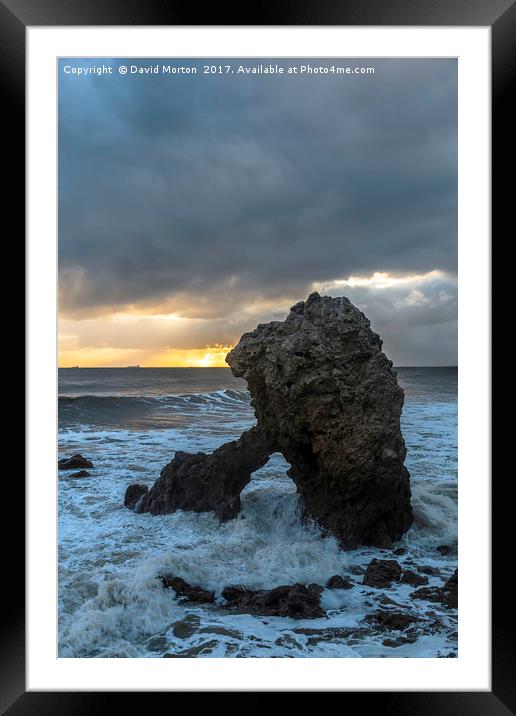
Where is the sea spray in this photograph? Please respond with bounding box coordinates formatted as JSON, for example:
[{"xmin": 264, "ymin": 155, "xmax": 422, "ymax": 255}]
[{"xmin": 58, "ymin": 368, "xmax": 457, "ymax": 658}]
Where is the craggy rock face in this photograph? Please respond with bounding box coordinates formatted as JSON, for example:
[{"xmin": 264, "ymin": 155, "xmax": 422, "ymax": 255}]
[
  {"xmin": 130, "ymin": 292, "xmax": 412, "ymax": 548},
  {"xmin": 226, "ymin": 292, "xmax": 412, "ymax": 547}
]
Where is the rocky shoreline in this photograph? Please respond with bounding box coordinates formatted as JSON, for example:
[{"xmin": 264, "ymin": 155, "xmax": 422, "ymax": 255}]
[
  {"xmin": 159, "ymin": 556, "xmax": 457, "ymax": 617},
  {"xmin": 157, "ymin": 555, "xmax": 457, "ymax": 655}
]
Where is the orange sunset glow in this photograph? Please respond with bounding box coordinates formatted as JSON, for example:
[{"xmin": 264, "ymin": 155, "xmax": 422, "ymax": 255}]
[{"xmin": 58, "ymin": 345, "xmax": 234, "ymax": 368}]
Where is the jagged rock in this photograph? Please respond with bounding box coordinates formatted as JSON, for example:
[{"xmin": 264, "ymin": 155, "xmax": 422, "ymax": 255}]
[
  {"xmin": 393, "ymin": 547, "xmax": 407, "ymax": 556},
  {"xmin": 410, "ymin": 569, "xmax": 458, "ymax": 609},
  {"xmin": 131, "ymin": 293, "xmax": 412, "ymax": 547},
  {"xmin": 172, "ymin": 618, "xmax": 199, "ymax": 639},
  {"xmin": 401, "ymin": 570, "xmax": 429, "ymax": 587},
  {"xmin": 441, "ymin": 569, "xmax": 458, "ymax": 608},
  {"xmin": 365, "ymin": 610, "xmax": 419, "ymax": 630},
  {"xmin": 293, "ymin": 626, "xmax": 370, "ymax": 645},
  {"xmin": 58, "ymin": 453, "xmax": 93, "ymax": 470},
  {"xmin": 417, "ymin": 565, "xmax": 441, "ymax": 576},
  {"xmin": 363, "ymin": 559, "xmax": 402, "ymax": 588},
  {"xmin": 124, "ymin": 484, "xmax": 148, "ymax": 510},
  {"xmin": 221, "ymin": 584, "xmax": 326, "ymax": 619},
  {"xmin": 307, "ymin": 583, "xmax": 325, "ymax": 595},
  {"xmin": 383, "ymin": 635, "xmax": 418, "ymax": 647},
  {"xmin": 163, "ymin": 641, "xmax": 219, "ymax": 658},
  {"xmin": 326, "ymin": 574, "xmax": 353, "ymax": 589},
  {"xmin": 161, "ymin": 575, "xmax": 215, "ymax": 604},
  {"xmin": 134, "ymin": 428, "xmax": 271, "ymax": 520},
  {"xmin": 69, "ymin": 470, "xmax": 91, "ymax": 478}
]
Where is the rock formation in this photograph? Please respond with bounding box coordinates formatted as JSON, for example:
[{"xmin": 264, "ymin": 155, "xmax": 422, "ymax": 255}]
[
  {"xmin": 124, "ymin": 483, "xmax": 148, "ymax": 510},
  {"xmin": 400, "ymin": 570, "xmax": 429, "ymax": 587},
  {"xmin": 221, "ymin": 583, "xmax": 326, "ymax": 619},
  {"xmin": 410, "ymin": 569, "xmax": 458, "ymax": 609},
  {"xmin": 128, "ymin": 292, "xmax": 413, "ymax": 548},
  {"xmin": 363, "ymin": 559, "xmax": 402, "ymax": 588},
  {"xmin": 58, "ymin": 453, "xmax": 93, "ymax": 470},
  {"xmin": 326, "ymin": 575, "xmax": 353, "ymax": 590},
  {"xmin": 161, "ymin": 575, "xmax": 215, "ymax": 604}
]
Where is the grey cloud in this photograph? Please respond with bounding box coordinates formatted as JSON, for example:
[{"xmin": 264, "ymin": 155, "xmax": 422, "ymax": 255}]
[
  {"xmin": 323, "ymin": 273, "xmax": 458, "ymax": 365},
  {"xmin": 59, "ymin": 58, "xmax": 457, "ymax": 363}
]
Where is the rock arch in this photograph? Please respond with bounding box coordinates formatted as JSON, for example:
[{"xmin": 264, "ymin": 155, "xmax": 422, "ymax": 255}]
[{"xmin": 128, "ymin": 293, "xmax": 413, "ymax": 548}]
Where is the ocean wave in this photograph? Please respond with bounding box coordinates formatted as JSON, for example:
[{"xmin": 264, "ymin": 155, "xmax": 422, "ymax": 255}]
[
  {"xmin": 59, "ymin": 389, "xmax": 252, "ymax": 428},
  {"xmin": 58, "ymin": 370, "xmax": 458, "ymax": 658}
]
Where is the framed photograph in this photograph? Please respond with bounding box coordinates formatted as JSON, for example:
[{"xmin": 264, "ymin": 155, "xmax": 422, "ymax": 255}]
[{"xmin": 5, "ymin": 0, "xmax": 508, "ymax": 709}]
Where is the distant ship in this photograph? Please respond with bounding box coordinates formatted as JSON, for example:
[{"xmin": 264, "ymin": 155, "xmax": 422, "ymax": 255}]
[
  {"xmin": 71, "ymin": 365, "xmax": 80, "ymax": 369},
  {"xmin": 126, "ymin": 364, "xmax": 141, "ymax": 368}
]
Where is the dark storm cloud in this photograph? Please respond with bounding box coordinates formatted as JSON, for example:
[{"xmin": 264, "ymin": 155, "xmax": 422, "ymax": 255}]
[{"xmin": 58, "ymin": 58, "xmax": 457, "ymax": 363}]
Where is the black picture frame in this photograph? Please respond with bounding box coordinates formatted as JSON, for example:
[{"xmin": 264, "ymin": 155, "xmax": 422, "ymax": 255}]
[{"xmin": 4, "ymin": 0, "xmax": 509, "ymax": 710}]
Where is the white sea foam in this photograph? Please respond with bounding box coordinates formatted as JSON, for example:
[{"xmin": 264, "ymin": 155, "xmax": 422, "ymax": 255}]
[{"xmin": 58, "ymin": 370, "xmax": 458, "ymax": 658}]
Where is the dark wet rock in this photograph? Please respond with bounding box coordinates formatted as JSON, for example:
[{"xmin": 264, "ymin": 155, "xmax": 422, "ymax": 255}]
[
  {"xmin": 401, "ymin": 570, "xmax": 429, "ymax": 587},
  {"xmin": 146, "ymin": 635, "xmax": 170, "ymax": 652},
  {"xmin": 307, "ymin": 583, "xmax": 324, "ymax": 595},
  {"xmin": 69, "ymin": 470, "xmax": 91, "ymax": 478},
  {"xmin": 135, "ymin": 293, "xmax": 412, "ymax": 548},
  {"xmin": 275, "ymin": 634, "xmax": 304, "ymax": 649},
  {"xmin": 410, "ymin": 587, "xmax": 443, "ymax": 604},
  {"xmin": 198, "ymin": 626, "xmax": 243, "ymax": 639},
  {"xmin": 293, "ymin": 626, "xmax": 370, "ymax": 646},
  {"xmin": 378, "ymin": 595, "xmax": 406, "ymax": 608},
  {"xmin": 221, "ymin": 583, "xmax": 326, "ymax": 619},
  {"xmin": 350, "ymin": 565, "xmax": 366, "ymax": 576},
  {"xmin": 326, "ymin": 574, "xmax": 353, "ymax": 590},
  {"xmin": 134, "ymin": 429, "xmax": 272, "ymax": 521},
  {"xmin": 363, "ymin": 559, "xmax": 402, "ymax": 588},
  {"xmin": 443, "ymin": 569, "xmax": 458, "ymax": 607},
  {"xmin": 161, "ymin": 575, "xmax": 215, "ymax": 604},
  {"xmin": 383, "ymin": 635, "xmax": 418, "ymax": 647},
  {"xmin": 411, "ymin": 569, "xmax": 458, "ymax": 609},
  {"xmin": 172, "ymin": 619, "xmax": 199, "ymax": 639},
  {"xmin": 163, "ymin": 640, "xmax": 219, "ymax": 657},
  {"xmin": 365, "ymin": 610, "xmax": 420, "ymax": 631},
  {"xmin": 392, "ymin": 547, "xmax": 407, "ymax": 556},
  {"xmin": 436, "ymin": 544, "xmax": 452, "ymax": 555},
  {"xmin": 58, "ymin": 453, "xmax": 93, "ymax": 470},
  {"xmin": 417, "ymin": 565, "xmax": 441, "ymax": 576},
  {"xmin": 124, "ymin": 484, "xmax": 149, "ymax": 510}
]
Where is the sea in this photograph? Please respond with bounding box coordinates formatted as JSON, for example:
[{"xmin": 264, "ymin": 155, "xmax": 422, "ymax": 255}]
[{"xmin": 58, "ymin": 366, "xmax": 458, "ymax": 658}]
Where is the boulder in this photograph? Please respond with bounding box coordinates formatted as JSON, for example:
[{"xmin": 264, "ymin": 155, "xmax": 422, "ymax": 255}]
[
  {"xmin": 58, "ymin": 453, "xmax": 93, "ymax": 470},
  {"xmin": 69, "ymin": 470, "xmax": 91, "ymax": 478},
  {"xmin": 131, "ymin": 293, "xmax": 412, "ymax": 548},
  {"xmin": 221, "ymin": 583, "xmax": 326, "ymax": 619},
  {"xmin": 363, "ymin": 559, "xmax": 402, "ymax": 588},
  {"xmin": 365, "ymin": 610, "xmax": 419, "ymax": 630},
  {"xmin": 401, "ymin": 570, "xmax": 429, "ymax": 587},
  {"xmin": 326, "ymin": 574, "xmax": 353, "ymax": 590},
  {"xmin": 161, "ymin": 575, "xmax": 215, "ymax": 604},
  {"xmin": 393, "ymin": 547, "xmax": 407, "ymax": 556},
  {"xmin": 417, "ymin": 565, "xmax": 441, "ymax": 576},
  {"xmin": 124, "ymin": 484, "xmax": 149, "ymax": 510}
]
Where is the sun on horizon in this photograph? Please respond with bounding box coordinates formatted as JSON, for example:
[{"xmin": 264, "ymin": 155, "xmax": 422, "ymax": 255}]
[{"xmin": 58, "ymin": 344, "xmax": 234, "ymax": 369}]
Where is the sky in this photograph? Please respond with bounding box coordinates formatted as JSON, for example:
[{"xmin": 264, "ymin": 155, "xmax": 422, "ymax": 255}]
[{"xmin": 58, "ymin": 58, "xmax": 457, "ymax": 367}]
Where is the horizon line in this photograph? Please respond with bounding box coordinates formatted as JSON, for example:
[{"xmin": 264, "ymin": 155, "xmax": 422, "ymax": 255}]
[{"xmin": 58, "ymin": 364, "xmax": 459, "ymax": 369}]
